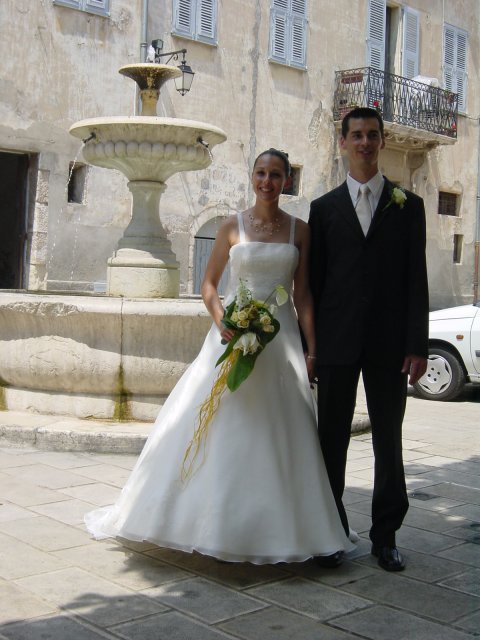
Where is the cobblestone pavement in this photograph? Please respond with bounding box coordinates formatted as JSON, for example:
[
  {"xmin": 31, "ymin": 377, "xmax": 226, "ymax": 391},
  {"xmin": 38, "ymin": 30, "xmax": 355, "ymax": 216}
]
[{"xmin": 0, "ymin": 389, "xmax": 479, "ymax": 639}]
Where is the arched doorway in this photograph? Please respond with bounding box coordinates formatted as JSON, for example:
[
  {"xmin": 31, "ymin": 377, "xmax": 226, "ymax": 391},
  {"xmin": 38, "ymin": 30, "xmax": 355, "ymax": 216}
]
[{"xmin": 193, "ymin": 216, "xmax": 230, "ymax": 295}]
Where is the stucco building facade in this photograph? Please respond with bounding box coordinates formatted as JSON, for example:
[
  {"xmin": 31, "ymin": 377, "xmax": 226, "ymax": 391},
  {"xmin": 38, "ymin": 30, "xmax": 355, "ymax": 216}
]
[{"xmin": 1, "ymin": 0, "xmax": 479, "ymax": 309}]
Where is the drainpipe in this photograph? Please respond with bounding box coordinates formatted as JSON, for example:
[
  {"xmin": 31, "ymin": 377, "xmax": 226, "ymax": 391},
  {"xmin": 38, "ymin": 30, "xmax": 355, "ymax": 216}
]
[
  {"xmin": 474, "ymin": 117, "xmax": 480, "ymax": 303},
  {"xmin": 140, "ymin": 0, "xmax": 149, "ymax": 62},
  {"xmin": 135, "ymin": 0, "xmax": 149, "ymax": 116}
]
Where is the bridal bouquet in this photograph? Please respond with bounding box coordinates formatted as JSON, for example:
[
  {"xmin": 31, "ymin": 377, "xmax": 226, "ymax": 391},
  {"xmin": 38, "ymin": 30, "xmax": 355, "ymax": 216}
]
[{"xmin": 182, "ymin": 280, "xmax": 288, "ymax": 480}]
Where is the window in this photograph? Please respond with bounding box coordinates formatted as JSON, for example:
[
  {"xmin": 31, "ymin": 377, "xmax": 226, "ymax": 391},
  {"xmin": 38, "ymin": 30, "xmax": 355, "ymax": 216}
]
[
  {"xmin": 444, "ymin": 24, "xmax": 468, "ymax": 113},
  {"xmin": 438, "ymin": 192, "xmax": 458, "ymax": 217},
  {"xmin": 453, "ymin": 234, "xmax": 463, "ymax": 264},
  {"xmin": 68, "ymin": 163, "xmax": 87, "ymax": 204},
  {"xmin": 269, "ymin": 0, "xmax": 308, "ymax": 69},
  {"xmin": 53, "ymin": 0, "xmax": 109, "ymax": 17},
  {"xmin": 367, "ymin": 2, "xmax": 419, "ymax": 78},
  {"xmin": 172, "ymin": 0, "xmax": 217, "ymax": 45}
]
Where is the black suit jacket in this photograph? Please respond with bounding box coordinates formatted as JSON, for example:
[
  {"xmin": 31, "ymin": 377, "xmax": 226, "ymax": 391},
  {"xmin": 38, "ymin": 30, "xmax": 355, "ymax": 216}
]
[{"xmin": 308, "ymin": 178, "xmax": 429, "ymax": 368}]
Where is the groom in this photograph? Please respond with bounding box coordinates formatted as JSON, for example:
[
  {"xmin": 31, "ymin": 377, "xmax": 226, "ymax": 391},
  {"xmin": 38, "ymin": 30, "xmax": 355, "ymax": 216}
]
[{"xmin": 308, "ymin": 107, "xmax": 429, "ymax": 571}]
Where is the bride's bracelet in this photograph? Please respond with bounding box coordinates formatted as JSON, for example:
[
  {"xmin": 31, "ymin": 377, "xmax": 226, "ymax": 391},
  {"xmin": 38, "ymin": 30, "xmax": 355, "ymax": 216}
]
[{"xmin": 306, "ymin": 355, "xmax": 316, "ymax": 360}]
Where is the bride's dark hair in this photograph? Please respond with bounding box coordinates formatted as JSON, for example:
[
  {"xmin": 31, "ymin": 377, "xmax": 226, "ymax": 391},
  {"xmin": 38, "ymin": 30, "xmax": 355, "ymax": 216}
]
[{"xmin": 254, "ymin": 148, "xmax": 291, "ymax": 177}]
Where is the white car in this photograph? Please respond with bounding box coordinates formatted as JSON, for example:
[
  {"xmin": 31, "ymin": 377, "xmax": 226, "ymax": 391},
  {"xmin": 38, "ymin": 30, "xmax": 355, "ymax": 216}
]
[{"xmin": 413, "ymin": 302, "xmax": 480, "ymax": 401}]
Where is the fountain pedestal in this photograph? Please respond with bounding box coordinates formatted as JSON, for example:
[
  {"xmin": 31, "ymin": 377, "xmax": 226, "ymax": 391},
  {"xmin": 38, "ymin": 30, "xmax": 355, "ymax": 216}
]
[
  {"xmin": 107, "ymin": 181, "xmax": 179, "ymax": 297},
  {"xmin": 69, "ymin": 64, "xmax": 226, "ymax": 298}
]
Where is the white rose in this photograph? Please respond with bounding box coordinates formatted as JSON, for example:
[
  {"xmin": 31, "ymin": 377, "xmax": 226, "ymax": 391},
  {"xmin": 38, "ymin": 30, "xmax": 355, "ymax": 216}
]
[{"xmin": 392, "ymin": 187, "xmax": 407, "ymax": 208}]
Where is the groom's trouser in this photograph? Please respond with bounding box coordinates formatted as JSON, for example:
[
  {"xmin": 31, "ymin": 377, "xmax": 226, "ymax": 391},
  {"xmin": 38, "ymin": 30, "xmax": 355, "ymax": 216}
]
[{"xmin": 316, "ymin": 360, "xmax": 409, "ymax": 547}]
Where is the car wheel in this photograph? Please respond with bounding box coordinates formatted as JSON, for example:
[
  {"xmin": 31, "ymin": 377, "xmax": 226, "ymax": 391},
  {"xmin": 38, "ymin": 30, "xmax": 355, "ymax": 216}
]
[{"xmin": 413, "ymin": 347, "xmax": 466, "ymax": 401}]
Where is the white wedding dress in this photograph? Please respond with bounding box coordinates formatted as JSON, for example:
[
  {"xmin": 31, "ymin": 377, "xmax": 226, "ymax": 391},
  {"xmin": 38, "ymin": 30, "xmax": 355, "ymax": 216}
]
[{"xmin": 85, "ymin": 215, "xmax": 354, "ymax": 564}]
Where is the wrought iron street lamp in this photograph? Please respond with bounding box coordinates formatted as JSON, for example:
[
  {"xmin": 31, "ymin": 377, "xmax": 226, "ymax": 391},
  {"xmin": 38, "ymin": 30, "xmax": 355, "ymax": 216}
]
[{"xmin": 150, "ymin": 39, "xmax": 195, "ymax": 96}]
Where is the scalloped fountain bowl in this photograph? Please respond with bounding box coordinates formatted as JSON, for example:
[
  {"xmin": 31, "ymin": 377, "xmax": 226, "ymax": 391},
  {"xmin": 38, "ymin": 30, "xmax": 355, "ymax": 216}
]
[{"xmin": 71, "ymin": 117, "xmax": 226, "ymax": 182}]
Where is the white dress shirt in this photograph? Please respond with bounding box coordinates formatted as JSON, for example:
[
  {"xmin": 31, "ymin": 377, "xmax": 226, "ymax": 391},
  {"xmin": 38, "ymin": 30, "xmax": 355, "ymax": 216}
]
[{"xmin": 346, "ymin": 171, "xmax": 385, "ymax": 224}]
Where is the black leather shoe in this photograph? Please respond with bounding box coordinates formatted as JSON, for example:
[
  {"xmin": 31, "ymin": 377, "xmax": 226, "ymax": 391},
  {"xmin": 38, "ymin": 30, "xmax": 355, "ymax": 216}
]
[
  {"xmin": 371, "ymin": 545, "xmax": 406, "ymax": 571},
  {"xmin": 314, "ymin": 550, "xmax": 344, "ymax": 568}
]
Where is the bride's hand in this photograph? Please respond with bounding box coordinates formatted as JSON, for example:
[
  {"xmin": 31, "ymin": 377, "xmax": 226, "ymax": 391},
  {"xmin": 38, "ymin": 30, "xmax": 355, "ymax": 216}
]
[
  {"xmin": 219, "ymin": 324, "xmax": 235, "ymax": 343},
  {"xmin": 305, "ymin": 353, "xmax": 316, "ymax": 383}
]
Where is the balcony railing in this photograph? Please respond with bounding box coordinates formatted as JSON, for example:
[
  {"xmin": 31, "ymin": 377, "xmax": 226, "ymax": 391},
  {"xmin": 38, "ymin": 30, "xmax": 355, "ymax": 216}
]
[{"xmin": 333, "ymin": 67, "xmax": 458, "ymax": 139}]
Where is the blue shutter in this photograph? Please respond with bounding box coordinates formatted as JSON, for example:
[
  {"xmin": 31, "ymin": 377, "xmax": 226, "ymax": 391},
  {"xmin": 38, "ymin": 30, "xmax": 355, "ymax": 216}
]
[
  {"xmin": 367, "ymin": 0, "xmax": 386, "ymax": 70},
  {"xmin": 197, "ymin": 0, "xmax": 217, "ymax": 44},
  {"xmin": 444, "ymin": 24, "xmax": 468, "ymax": 113},
  {"xmin": 402, "ymin": 7, "xmax": 419, "ymax": 78},
  {"xmin": 173, "ymin": 0, "xmax": 195, "ymax": 38},
  {"xmin": 270, "ymin": 6, "xmax": 288, "ymax": 63}
]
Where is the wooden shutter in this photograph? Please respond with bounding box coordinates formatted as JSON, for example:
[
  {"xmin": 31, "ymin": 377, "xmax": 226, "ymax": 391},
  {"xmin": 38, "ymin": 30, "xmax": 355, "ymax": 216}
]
[
  {"xmin": 270, "ymin": 4, "xmax": 288, "ymax": 62},
  {"xmin": 455, "ymin": 29, "xmax": 468, "ymax": 112},
  {"xmin": 291, "ymin": 0, "xmax": 307, "ymax": 67},
  {"xmin": 367, "ymin": 0, "xmax": 386, "ymax": 70},
  {"xmin": 197, "ymin": 0, "xmax": 217, "ymax": 43},
  {"xmin": 444, "ymin": 24, "xmax": 468, "ymax": 113},
  {"xmin": 85, "ymin": 0, "xmax": 109, "ymax": 14},
  {"xmin": 402, "ymin": 7, "xmax": 419, "ymax": 78},
  {"xmin": 173, "ymin": 0, "xmax": 194, "ymax": 38}
]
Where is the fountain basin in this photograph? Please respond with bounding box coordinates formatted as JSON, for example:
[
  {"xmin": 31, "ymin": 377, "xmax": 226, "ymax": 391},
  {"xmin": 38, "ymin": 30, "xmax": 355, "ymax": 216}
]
[
  {"xmin": 0, "ymin": 292, "xmax": 211, "ymax": 421},
  {"xmin": 70, "ymin": 117, "xmax": 227, "ymax": 181}
]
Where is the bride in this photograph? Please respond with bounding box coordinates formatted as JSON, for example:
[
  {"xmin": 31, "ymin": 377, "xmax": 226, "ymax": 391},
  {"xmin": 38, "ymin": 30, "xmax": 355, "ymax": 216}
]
[{"xmin": 85, "ymin": 148, "xmax": 355, "ymax": 564}]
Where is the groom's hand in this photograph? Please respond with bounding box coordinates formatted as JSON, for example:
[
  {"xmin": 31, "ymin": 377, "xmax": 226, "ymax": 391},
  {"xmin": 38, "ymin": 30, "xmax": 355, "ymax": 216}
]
[{"xmin": 402, "ymin": 355, "xmax": 428, "ymax": 386}]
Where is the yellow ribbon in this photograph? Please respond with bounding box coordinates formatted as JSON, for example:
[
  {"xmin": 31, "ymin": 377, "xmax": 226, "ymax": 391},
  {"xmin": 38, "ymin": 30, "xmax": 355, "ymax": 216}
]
[{"xmin": 181, "ymin": 350, "xmax": 238, "ymax": 482}]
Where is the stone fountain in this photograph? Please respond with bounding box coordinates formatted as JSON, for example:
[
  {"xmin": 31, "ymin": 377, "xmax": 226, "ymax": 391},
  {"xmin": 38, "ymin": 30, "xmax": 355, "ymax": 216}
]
[
  {"xmin": 70, "ymin": 63, "xmax": 226, "ymax": 298},
  {"xmin": 0, "ymin": 64, "xmax": 227, "ymax": 426}
]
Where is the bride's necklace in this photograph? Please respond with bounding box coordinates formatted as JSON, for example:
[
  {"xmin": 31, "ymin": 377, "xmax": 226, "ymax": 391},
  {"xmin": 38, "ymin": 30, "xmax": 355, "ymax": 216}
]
[{"xmin": 248, "ymin": 213, "xmax": 282, "ymax": 236}]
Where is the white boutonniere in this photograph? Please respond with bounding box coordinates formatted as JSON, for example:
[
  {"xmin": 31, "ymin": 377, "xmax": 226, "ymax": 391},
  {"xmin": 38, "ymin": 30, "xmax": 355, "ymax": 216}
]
[{"xmin": 383, "ymin": 186, "xmax": 407, "ymax": 211}]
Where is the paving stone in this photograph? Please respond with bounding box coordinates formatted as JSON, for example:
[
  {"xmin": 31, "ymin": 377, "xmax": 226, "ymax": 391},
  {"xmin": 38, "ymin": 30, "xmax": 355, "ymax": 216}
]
[
  {"xmin": 23, "ymin": 450, "xmax": 101, "ymax": 470},
  {"xmin": 438, "ymin": 542, "xmax": 480, "ymax": 568},
  {"xmin": 54, "ymin": 542, "xmax": 191, "ymax": 590},
  {"xmin": 396, "ymin": 524, "xmax": 465, "ymax": 553},
  {"xmin": 0, "ymin": 580, "xmax": 58, "ymax": 625},
  {"xmin": 428, "ymin": 483, "xmax": 480, "ymax": 506},
  {"xmin": 0, "ymin": 614, "xmax": 116, "ymax": 639},
  {"xmin": 143, "ymin": 577, "xmax": 266, "ymax": 624},
  {"xmin": 247, "ymin": 577, "xmax": 371, "ymax": 622},
  {"xmin": 341, "ymin": 571, "xmax": 480, "ymax": 622},
  {"xmin": 0, "ymin": 502, "xmax": 38, "ymax": 523},
  {"xmin": 408, "ymin": 494, "xmax": 466, "ymax": 512},
  {"xmin": 420, "ymin": 469, "xmax": 480, "ymax": 491},
  {"xmin": 83, "ymin": 453, "xmax": 139, "ymax": 470},
  {"xmin": 1, "ymin": 464, "xmax": 94, "ymax": 490},
  {"xmin": 369, "ymin": 548, "xmax": 468, "ymax": 583},
  {"xmin": 58, "ymin": 482, "xmax": 121, "ymax": 507},
  {"xmin": 30, "ymin": 498, "xmax": 96, "ymax": 526},
  {"xmin": 445, "ymin": 504, "xmax": 480, "ymax": 521},
  {"xmin": 15, "ymin": 567, "xmax": 165, "ymax": 627},
  {"xmin": 112, "ymin": 611, "xmax": 237, "ymax": 640},
  {"xmin": 454, "ymin": 609, "xmax": 480, "ymax": 635},
  {"xmin": 148, "ymin": 547, "xmax": 289, "ymax": 589},
  {"xmin": 68, "ymin": 464, "xmax": 132, "ymax": 487},
  {"xmin": 0, "ymin": 515, "xmax": 91, "ymax": 551},
  {"xmin": 220, "ymin": 606, "xmax": 357, "ymax": 640},
  {"xmin": 333, "ymin": 604, "xmax": 475, "ymax": 640},
  {"xmin": 289, "ymin": 557, "xmax": 375, "ymax": 586},
  {"xmin": 0, "ymin": 532, "xmax": 69, "ymax": 580},
  {"xmin": 403, "ymin": 504, "xmax": 468, "ymax": 532},
  {"xmin": 439, "ymin": 568, "xmax": 480, "ymax": 597},
  {"xmin": 444, "ymin": 523, "xmax": 480, "ymax": 544},
  {"xmin": 0, "ymin": 474, "xmax": 69, "ymax": 507}
]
